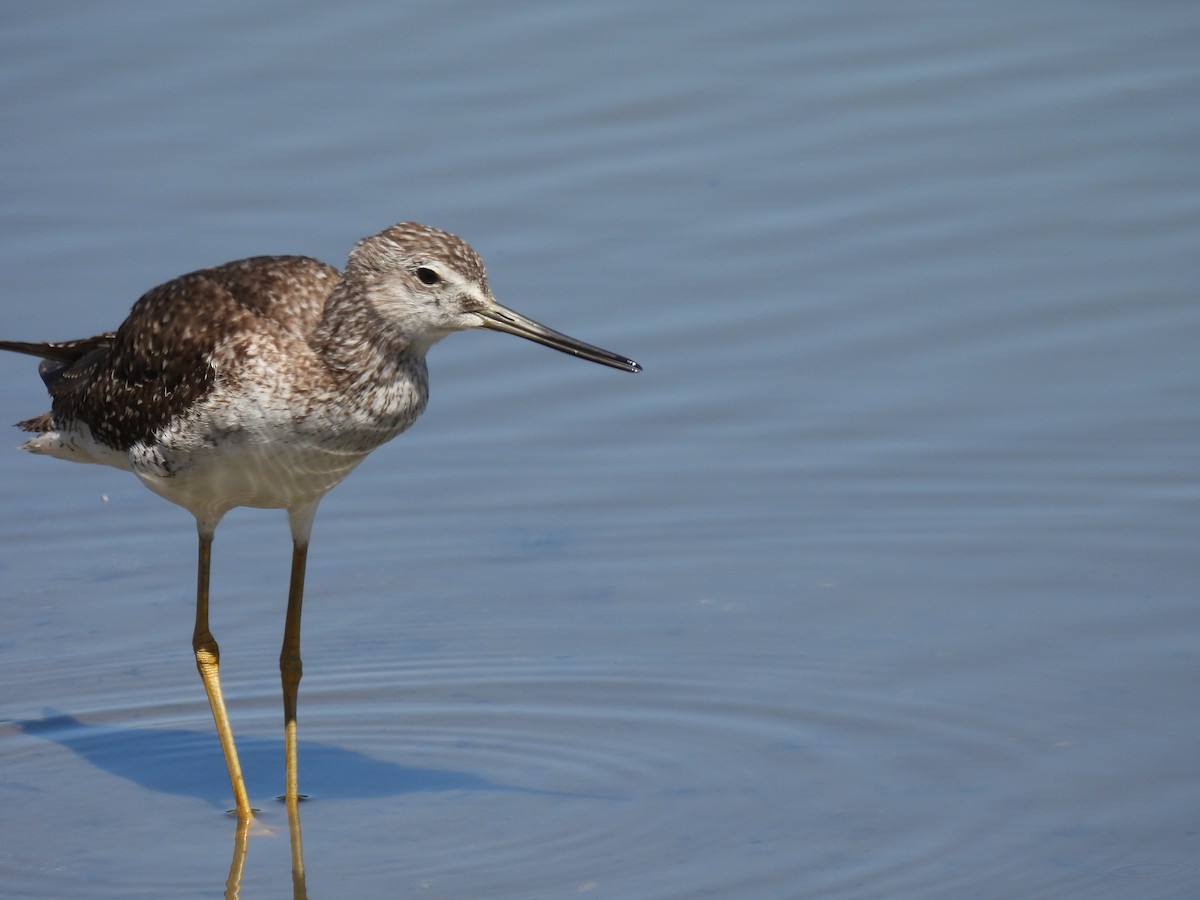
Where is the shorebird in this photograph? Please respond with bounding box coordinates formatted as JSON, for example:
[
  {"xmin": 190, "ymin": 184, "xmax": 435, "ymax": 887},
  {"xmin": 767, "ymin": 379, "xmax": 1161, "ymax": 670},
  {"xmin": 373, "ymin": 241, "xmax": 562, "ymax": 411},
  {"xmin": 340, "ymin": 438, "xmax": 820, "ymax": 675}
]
[{"xmin": 0, "ymin": 222, "xmax": 640, "ymax": 821}]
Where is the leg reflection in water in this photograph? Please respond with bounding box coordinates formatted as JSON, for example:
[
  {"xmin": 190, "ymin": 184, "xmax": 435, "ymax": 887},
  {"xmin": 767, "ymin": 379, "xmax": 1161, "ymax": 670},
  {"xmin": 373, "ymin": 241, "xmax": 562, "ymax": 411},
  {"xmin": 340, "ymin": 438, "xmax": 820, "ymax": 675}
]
[{"xmin": 223, "ymin": 798, "xmax": 307, "ymax": 900}]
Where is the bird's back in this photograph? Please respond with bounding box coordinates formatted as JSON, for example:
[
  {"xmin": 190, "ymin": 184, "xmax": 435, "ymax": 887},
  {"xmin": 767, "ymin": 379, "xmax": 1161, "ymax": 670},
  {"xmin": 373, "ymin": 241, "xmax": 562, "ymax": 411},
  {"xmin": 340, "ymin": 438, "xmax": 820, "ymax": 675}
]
[{"xmin": 3, "ymin": 255, "xmax": 341, "ymax": 453}]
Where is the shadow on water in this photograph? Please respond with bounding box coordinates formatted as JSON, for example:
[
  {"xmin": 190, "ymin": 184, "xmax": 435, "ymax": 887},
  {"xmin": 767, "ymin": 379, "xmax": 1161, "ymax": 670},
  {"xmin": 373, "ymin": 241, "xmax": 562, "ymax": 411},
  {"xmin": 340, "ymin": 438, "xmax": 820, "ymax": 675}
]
[
  {"xmin": 16, "ymin": 708, "xmax": 551, "ymax": 808},
  {"xmin": 18, "ymin": 709, "xmax": 617, "ymax": 897}
]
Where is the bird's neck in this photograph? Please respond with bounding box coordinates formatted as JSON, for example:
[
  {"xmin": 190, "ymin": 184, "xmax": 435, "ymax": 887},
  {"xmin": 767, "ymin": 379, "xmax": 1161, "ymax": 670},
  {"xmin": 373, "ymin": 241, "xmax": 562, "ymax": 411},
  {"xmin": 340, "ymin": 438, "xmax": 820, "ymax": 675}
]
[{"xmin": 311, "ymin": 280, "xmax": 432, "ymax": 408}]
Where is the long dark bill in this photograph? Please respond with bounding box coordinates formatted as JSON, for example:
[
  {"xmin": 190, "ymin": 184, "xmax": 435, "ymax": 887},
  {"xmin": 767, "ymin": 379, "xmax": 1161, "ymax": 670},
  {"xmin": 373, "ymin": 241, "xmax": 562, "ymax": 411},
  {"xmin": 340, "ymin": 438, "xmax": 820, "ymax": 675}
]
[{"xmin": 480, "ymin": 303, "xmax": 641, "ymax": 373}]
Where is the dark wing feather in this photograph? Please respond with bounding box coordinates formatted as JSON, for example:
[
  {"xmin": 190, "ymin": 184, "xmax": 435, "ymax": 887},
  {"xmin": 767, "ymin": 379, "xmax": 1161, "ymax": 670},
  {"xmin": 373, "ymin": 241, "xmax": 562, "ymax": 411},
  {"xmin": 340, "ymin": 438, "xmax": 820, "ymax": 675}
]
[
  {"xmin": 0, "ymin": 335, "xmax": 117, "ymax": 365},
  {"xmin": 1, "ymin": 256, "xmax": 340, "ymax": 448}
]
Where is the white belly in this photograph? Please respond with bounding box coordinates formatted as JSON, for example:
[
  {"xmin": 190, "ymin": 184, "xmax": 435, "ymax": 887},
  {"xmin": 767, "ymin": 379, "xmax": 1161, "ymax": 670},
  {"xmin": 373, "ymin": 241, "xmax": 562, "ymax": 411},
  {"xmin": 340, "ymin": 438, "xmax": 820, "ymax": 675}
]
[
  {"xmin": 20, "ymin": 350, "xmax": 427, "ymax": 526},
  {"xmin": 133, "ymin": 435, "xmax": 371, "ymax": 519}
]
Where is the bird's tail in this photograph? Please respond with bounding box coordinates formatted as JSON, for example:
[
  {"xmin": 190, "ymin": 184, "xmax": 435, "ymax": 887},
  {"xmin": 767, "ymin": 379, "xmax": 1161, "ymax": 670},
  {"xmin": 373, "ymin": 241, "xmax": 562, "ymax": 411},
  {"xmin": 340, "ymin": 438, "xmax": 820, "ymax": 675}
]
[{"xmin": 0, "ymin": 336, "xmax": 116, "ymax": 361}]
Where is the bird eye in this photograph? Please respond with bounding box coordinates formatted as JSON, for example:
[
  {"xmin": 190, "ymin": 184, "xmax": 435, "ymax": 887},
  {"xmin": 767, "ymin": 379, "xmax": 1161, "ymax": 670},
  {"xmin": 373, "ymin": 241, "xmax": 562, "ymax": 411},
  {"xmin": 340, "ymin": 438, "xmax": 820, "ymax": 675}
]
[{"xmin": 415, "ymin": 267, "xmax": 441, "ymax": 285}]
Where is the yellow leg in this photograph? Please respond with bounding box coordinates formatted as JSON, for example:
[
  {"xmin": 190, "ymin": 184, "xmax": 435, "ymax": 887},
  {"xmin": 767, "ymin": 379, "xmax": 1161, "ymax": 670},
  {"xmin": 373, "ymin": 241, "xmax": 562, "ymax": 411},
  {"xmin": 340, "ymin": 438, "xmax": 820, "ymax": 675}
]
[
  {"xmin": 280, "ymin": 539, "xmax": 309, "ymax": 889},
  {"xmin": 286, "ymin": 789, "xmax": 308, "ymax": 899},
  {"xmin": 280, "ymin": 540, "xmax": 308, "ymax": 800},
  {"xmin": 193, "ymin": 531, "xmax": 254, "ymax": 820}
]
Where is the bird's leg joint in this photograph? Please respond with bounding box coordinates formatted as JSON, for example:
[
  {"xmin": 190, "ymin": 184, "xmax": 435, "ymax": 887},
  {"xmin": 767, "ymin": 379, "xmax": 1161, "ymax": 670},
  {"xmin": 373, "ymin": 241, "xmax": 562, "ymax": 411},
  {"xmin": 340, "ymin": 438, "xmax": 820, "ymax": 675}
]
[
  {"xmin": 280, "ymin": 652, "xmax": 303, "ymax": 686},
  {"xmin": 194, "ymin": 630, "xmax": 221, "ymax": 670}
]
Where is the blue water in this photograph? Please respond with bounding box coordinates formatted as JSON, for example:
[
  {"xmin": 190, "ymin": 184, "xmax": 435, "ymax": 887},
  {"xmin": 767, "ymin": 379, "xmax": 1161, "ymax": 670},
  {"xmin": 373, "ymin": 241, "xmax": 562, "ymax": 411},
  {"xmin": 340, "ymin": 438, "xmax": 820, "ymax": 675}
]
[{"xmin": 1, "ymin": 2, "xmax": 1198, "ymax": 898}]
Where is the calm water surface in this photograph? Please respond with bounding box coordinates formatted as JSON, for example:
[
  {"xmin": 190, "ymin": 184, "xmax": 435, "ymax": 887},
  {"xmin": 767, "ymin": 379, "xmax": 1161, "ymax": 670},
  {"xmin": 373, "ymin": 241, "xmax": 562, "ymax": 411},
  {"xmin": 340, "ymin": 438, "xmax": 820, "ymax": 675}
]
[{"xmin": 1, "ymin": 2, "xmax": 1198, "ymax": 898}]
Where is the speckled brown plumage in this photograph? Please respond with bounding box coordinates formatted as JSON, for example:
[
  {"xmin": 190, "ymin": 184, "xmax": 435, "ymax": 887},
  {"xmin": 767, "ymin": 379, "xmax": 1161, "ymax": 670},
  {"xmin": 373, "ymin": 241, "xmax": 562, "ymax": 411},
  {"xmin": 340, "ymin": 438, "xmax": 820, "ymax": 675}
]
[
  {"xmin": 2, "ymin": 223, "xmax": 637, "ymax": 521},
  {"xmin": 1, "ymin": 256, "xmax": 339, "ymax": 450},
  {"xmin": 0, "ymin": 221, "xmax": 639, "ymax": 822}
]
